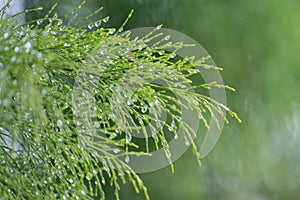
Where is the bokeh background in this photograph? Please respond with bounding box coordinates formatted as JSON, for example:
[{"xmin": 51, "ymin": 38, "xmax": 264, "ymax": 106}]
[{"xmin": 25, "ymin": 0, "xmax": 300, "ymax": 199}]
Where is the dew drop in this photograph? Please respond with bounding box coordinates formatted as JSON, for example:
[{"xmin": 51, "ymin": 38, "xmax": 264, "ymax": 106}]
[
  {"xmin": 57, "ymin": 120, "xmax": 63, "ymax": 127},
  {"xmin": 151, "ymin": 132, "xmax": 157, "ymax": 138},
  {"xmin": 125, "ymin": 156, "xmax": 129, "ymax": 163},
  {"xmin": 37, "ymin": 52, "xmax": 42, "ymax": 59},
  {"xmin": 158, "ymin": 51, "xmax": 164, "ymax": 56},
  {"xmin": 103, "ymin": 16, "xmax": 110, "ymax": 23},
  {"xmin": 108, "ymin": 29, "xmax": 115, "ymax": 34},
  {"xmin": 24, "ymin": 42, "xmax": 32, "ymax": 51},
  {"xmin": 103, "ymin": 165, "xmax": 109, "ymax": 172},
  {"xmin": 113, "ymin": 148, "xmax": 120, "ymax": 154},
  {"xmin": 164, "ymin": 35, "xmax": 171, "ymax": 41},
  {"xmin": 11, "ymin": 56, "xmax": 16, "ymax": 63},
  {"xmin": 41, "ymin": 89, "xmax": 47, "ymax": 95},
  {"xmin": 118, "ymin": 27, "xmax": 124, "ymax": 32},
  {"xmin": 126, "ymin": 133, "xmax": 132, "ymax": 143},
  {"xmin": 36, "ymin": 20, "xmax": 42, "ymax": 25},
  {"xmin": 86, "ymin": 172, "xmax": 92, "ymax": 180},
  {"xmin": 110, "ymin": 132, "xmax": 117, "ymax": 139},
  {"xmin": 141, "ymin": 106, "xmax": 147, "ymax": 113},
  {"xmin": 64, "ymin": 43, "xmax": 70, "ymax": 47},
  {"xmin": 12, "ymin": 80, "xmax": 17, "ymax": 86},
  {"xmin": 89, "ymin": 74, "xmax": 94, "ymax": 79},
  {"xmin": 193, "ymin": 99, "xmax": 199, "ymax": 106},
  {"xmin": 171, "ymin": 120, "xmax": 175, "ymax": 128},
  {"xmin": 14, "ymin": 47, "xmax": 20, "ymax": 52},
  {"xmin": 165, "ymin": 149, "xmax": 171, "ymax": 159},
  {"xmin": 174, "ymin": 134, "xmax": 178, "ymax": 140},
  {"xmin": 76, "ymin": 121, "xmax": 83, "ymax": 127},
  {"xmin": 168, "ymin": 126, "xmax": 174, "ymax": 132},
  {"xmin": 4, "ymin": 32, "xmax": 9, "ymax": 39},
  {"xmin": 64, "ymin": 102, "xmax": 69, "ymax": 109},
  {"xmin": 138, "ymin": 119, "xmax": 144, "ymax": 125},
  {"xmin": 0, "ymin": 127, "xmax": 9, "ymax": 136},
  {"xmin": 171, "ymin": 54, "xmax": 176, "ymax": 58},
  {"xmin": 18, "ymin": 31, "xmax": 24, "ymax": 36},
  {"xmin": 184, "ymin": 137, "xmax": 190, "ymax": 146},
  {"xmin": 95, "ymin": 21, "xmax": 101, "ymax": 27},
  {"xmin": 88, "ymin": 24, "xmax": 94, "ymax": 29}
]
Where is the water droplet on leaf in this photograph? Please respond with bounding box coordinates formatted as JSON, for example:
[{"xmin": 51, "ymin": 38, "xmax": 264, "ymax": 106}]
[
  {"xmin": 165, "ymin": 149, "xmax": 171, "ymax": 159},
  {"xmin": 113, "ymin": 148, "xmax": 120, "ymax": 153},
  {"xmin": 125, "ymin": 156, "xmax": 129, "ymax": 163},
  {"xmin": 141, "ymin": 106, "xmax": 147, "ymax": 113},
  {"xmin": 103, "ymin": 16, "xmax": 109, "ymax": 23},
  {"xmin": 164, "ymin": 35, "xmax": 171, "ymax": 41},
  {"xmin": 158, "ymin": 51, "xmax": 164, "ymax": 55},
  {"xmin": 174, "ymin": 134, "xmax": 178, "ymax": 140},
  {"xmin": 14, "ymin": 47, "xmax": 20, "ymax": 52},
  {"xmin": 171, "ymin": 120, "xmax": 175, "ymax": 128},
  {"xmin": 184, "ymin": 137, "xmax": 190, "ymax": 146},
  {"xmin": 12, "ymin": 80, "xmax": 17, "ymax": 86},
  {"xmin": 24, "ymin": 42, "xmax": 32, "ymax": 52},
  {"xmin": 86, "ymin": 172, "xmax": 92, "ymax": 180},
  {"xmin": 126, "ymin": 133, "xmax": 132, "ymax": 143},
  {"xmin": 11, "ymin": 56, "xmax": 16, "ymax": 63},
  {"xmin": 36, "ymin": 20, "xmax": 42, "ymax": 25},
  {"xmin": 57, "ymin": 120, "xmax": 63, "ymax": 127},
  {"xmin": 95, "ymin": 21, "xmax": 101, "ymax": 27},
  {"xmin": 4, "ymin": 32, "xmax": 9, "ymax": 39}
]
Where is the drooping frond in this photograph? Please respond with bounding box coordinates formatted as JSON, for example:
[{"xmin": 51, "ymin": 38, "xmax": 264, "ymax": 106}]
[{"xmin": 0, "ymin": 1, "xmax": 240, "ymax": 199}]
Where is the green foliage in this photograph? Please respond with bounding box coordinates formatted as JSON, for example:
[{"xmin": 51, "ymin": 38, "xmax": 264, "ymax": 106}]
[{"xmin": 0, "ymin": 1, "xmax": 239, "ymax": 199}]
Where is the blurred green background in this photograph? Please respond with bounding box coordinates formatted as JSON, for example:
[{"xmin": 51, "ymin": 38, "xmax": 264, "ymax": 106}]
[{"xmin": 25, "ymin": 0, "xmax": 300, "ymax": 199}]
